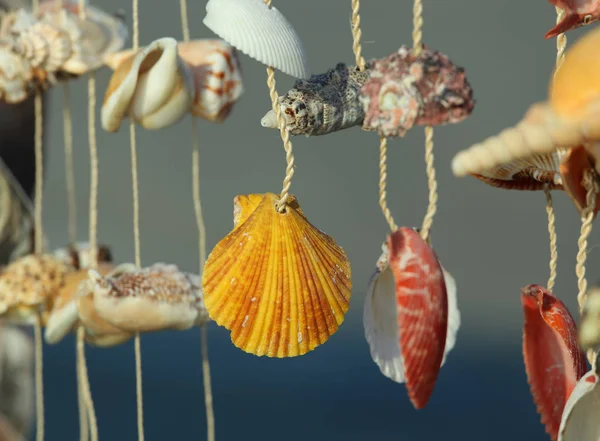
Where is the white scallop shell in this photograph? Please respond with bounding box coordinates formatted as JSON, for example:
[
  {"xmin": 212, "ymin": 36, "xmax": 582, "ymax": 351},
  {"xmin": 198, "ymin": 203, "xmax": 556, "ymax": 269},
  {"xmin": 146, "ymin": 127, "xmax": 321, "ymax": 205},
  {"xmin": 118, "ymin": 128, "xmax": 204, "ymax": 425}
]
[
  {"xmin": 101, "ymin": 37, "xmax": 195, "ymax": 132},
  {"xmin": 558, "ymin": 360, "xmax": 600, "ymax": 441},
  {"xmin": 363, "ymin": 241, "xmax": 461, "ymax": 383},
  {"xmin": 177, "ymin": 39, "xmax": 244, "ymax": 123},
  {"xmin": 203, "ymin": 0, "xmax": 310, "ymax": 79}
]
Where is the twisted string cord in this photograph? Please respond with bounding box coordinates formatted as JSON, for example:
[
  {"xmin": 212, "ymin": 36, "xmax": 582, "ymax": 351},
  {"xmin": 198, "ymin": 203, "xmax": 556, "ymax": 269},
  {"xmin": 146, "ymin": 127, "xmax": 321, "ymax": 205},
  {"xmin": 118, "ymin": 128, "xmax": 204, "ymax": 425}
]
[
  {"xmin": 179, "ymin": 2, "xmax": 215, "ymax": 440},
  {"xmin": 263, "ymin": 0, "xmax": 295, "ymax": 212},
  {"xmin": 412, "ymin": 0, "xmax": 437, "ymax": 243},
  {"xmin": 379, "ymin": 137, "xmax": 397, "ymax": 231},
  {"xmin": 542, "ymin": 8, "xmax": 567, "ymax": 293},
  {"xmin": 129, "ymin": 1, "xmax": 144, "ymax": 440},
  {"xmin": 576, "ymin": 169, "xmax": 598, "ymax": 366},
  {"xmin": 544, "ymin": 186, "xmax": 558, "ymax": 292},
  {"xmin": 350, "ymin": 0, "xmax": 366, "ymax": 71}
]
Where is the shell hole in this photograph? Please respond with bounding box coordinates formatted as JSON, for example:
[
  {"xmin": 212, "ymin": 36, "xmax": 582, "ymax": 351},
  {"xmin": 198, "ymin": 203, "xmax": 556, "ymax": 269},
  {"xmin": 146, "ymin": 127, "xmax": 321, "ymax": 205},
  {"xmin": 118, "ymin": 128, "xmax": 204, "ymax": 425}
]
[{"xmin": 139, "ymin": 48, "xmax": 164, "ymax": 74}]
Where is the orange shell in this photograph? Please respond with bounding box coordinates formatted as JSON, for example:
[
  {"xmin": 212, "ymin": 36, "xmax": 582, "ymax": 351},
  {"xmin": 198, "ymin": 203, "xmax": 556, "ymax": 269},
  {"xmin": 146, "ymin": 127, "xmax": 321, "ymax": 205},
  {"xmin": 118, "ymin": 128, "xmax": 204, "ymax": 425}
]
[
  {"xmin": 202, "ymin": 193, "xmax": 352, "ymax": 357},
  {"xmin": 550, "ymin": 26, "xmax": 600, "ymax": 118}
]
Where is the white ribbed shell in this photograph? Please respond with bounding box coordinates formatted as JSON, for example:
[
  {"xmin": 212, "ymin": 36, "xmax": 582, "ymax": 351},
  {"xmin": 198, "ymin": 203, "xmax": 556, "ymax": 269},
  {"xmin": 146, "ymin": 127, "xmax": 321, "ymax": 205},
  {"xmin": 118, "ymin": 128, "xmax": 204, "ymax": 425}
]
[{"xmin": 203, "ymin": 0, "xmax": 310, "ymax": 79}]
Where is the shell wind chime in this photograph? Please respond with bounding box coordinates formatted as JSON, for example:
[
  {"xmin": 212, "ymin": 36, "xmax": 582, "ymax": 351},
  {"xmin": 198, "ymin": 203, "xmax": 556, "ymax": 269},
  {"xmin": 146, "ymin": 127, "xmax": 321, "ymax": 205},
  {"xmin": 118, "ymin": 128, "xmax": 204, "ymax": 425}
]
[
  {"xmin": 342, "ymin": 0, "xmax": 474, "ymax": 409},
  {"xmin": 200, "ymin": 0, "xmax": 352, "ymax": 358}
]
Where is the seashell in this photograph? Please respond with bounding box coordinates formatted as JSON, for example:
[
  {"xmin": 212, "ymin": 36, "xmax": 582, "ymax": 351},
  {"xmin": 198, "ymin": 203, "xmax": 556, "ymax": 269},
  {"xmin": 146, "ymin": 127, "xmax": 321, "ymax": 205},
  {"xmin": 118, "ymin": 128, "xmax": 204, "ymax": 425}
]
[
  {"xmin": 101, "ymin": 37, "xmax": 195, "ymax": 132},
  {"xmin": 452, "ymin": 26, "xmax": 600, "ymax": 179},
  {"xmin": 261, "ymin": 62, "xmax": 370, "ymax": 136},
  {"xmin": 0, "ymin": 42, "xmax": 34, "ymax": 104},
  {"xmin": 471, "ymin": 149, "xmax": 566, "ymax": 191},
  {"xmin": 202, "ymin": 193, "xmax": 352, "ymax": 357},
  {"xmin": 579, "ymin": 285, "xmax": 600, "ymax": 351},
  {"xmin": 521, "ymin": 284, "xmax": 587, "ymax": 441},
  {"xmin": 363, "ymin": 237, "xmax": 460, "ymax": 405},
  {"xmin": 545, "ymin": 0, "xmax": 600, "ymax": 38},
  {"xmin": 0, "ymin": 156, "xmax": 34, "ymax": 264},
  {"xmin": 88, "ymin": 262, "xmax": 206, "ymax": 334},
  {"xmin": 177, "ymin": 39, "xmax": 244, "ymax": 123},
  {"xmin": 557, "ymin": 355, "xmax": 600, "ymax": 441},
  {"xmin": 12, "ymin": 21, "xmax": 72, "ymax": 73},
  {"xmin": 0, "ymin": 254, "xmax": 70, "ymax": 323},
  {"xmin": 0, "ymin": 326, "xmax": 33, "ymax": 438},
  {"xmin": 43, "ymin": 262, "xmax": 114, "ymax": 345},
  {"xmin": 559, "ymin": 145, "xmax": 600, "ymax": 218},
  {"xmin": 52, "ymin": 241, "xmax": 113, "ymax": 270},
  {"xmin": 363, "ymin": 228, "xmax": 448, "ymax": 409},
  {"xmin": 203, "ymin": 0, "xmax": 310, "ymax": 79},
  {"xmin": 359, "ymin": 45, "xmax": 475, "ymax": 137}
]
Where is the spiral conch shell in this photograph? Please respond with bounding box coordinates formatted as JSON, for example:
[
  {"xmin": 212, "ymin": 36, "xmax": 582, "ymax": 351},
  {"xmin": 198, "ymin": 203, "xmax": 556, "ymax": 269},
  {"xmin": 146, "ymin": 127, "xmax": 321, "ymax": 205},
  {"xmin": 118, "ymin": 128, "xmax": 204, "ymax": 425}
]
[
  {"xmin": 101, "ymin": 37, "xmax": 195, "ymax": 132},
  {"xmin": 451, "ymin": 25, "xmax": 600, "ymax": 179},
  {"xmin": 203, "ymin": 0, "xmax": 310, "ymax": 79},
  {"xmin": 202, "ymin": 193, "xmax": 352, "ymax": 358}
]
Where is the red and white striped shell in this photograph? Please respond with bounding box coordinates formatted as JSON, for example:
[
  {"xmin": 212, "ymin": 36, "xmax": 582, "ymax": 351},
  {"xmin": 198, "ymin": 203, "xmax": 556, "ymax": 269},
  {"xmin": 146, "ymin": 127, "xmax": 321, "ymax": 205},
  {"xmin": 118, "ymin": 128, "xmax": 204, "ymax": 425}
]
[
  {"xmin": 521, "ymin": 284, "xmax": 587, "ymax": 441},
  {"xmin": 363, "ymin": 227, "xmax": 451, "ymax": 409}
]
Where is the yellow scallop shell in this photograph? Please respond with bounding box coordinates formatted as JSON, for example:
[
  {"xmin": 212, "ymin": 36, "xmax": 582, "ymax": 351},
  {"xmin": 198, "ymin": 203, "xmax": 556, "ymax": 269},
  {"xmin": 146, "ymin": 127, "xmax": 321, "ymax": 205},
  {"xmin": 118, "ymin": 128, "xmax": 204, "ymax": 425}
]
[
  {"xmin": 202, "ymin": 193, "xmax": 352, "ymax": 357},
  {"xmin": 550, "ymin": 26, "xmax": 600, "ymax": 118}
]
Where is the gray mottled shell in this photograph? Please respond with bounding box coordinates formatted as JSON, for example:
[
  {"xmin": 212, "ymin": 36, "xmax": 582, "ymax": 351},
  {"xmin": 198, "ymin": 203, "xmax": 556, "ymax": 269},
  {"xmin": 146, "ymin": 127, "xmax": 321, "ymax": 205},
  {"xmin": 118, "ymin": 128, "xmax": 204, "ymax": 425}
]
[{"xmin": 260, "ymin": 62, "xmax": 371, "ymax": 136}]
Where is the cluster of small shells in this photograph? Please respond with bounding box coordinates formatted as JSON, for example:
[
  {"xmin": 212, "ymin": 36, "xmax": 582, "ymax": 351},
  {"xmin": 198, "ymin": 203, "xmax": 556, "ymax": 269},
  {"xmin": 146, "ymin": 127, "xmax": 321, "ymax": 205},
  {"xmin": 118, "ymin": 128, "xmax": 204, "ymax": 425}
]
[{"xmin": 0, "ymin": 2, "xmax": 127, "ymax": 103}]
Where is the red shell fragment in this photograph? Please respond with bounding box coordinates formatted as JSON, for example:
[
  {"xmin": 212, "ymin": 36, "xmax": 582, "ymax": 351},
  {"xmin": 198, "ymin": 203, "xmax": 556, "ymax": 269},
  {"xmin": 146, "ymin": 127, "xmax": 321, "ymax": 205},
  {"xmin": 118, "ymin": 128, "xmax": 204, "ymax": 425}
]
[
  {"xmin": 521, "ymin": 284, "xmax": 587, "ymax": 441},
  {"xmin": 388, "ymin": 227, "xmax": 448, "ymax": 409},
  {"xmin": 559, "ymin": 145, "xmax": 600, "ymax": 218},
  {"xmin": 545, "ymin": 0, "xmax": 600, "ymax": 39},
  {"xmin": 359, "ymin": 45, "xmax": 475, "ymax": 137}
]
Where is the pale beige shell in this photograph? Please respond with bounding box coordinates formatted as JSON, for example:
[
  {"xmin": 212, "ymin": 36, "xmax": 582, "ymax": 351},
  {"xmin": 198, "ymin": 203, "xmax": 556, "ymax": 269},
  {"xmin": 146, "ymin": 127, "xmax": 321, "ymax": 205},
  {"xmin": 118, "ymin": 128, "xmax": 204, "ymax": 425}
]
[
  {"xmin": 52, "ymin": 241, "xmax": 113, "ymax": 270},
  {"xmin": 43, "ymin": 262, "xmax": 115, "ymax": 345},
  {"xmin": 177, "ymin": 39, "xmax": 244, "ymax": 123},
  {"xmin": 12, "ymin": 21, "xmax": 72, "ymax": 73},
  {"xmin": 0, "ymin": 254, "xmax": 69, "ymax": 323},
  {"xmin": 473, "ymin": 149, "xmax": 567, "ymax": 190},
  {"xmin": 88, "ymin": 263, "xmax": 206, "ymax": 333},
  {"xmin": 101, "ymin": 37, "xmax": 195, "ymax": 132},
  {"xmin": 0, "ymin": 43, "xmax": 33, "ymax": 104},
  {"xmin": 451, "ymin": 103, "xmax": 591, "ymax": 177}
]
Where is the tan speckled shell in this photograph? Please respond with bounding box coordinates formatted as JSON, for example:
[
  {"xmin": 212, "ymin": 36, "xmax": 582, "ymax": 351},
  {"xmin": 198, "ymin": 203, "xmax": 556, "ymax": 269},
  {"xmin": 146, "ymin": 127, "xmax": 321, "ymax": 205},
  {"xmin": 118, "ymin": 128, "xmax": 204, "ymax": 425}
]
[
  {"xmin": 0, "ymin": 254, "xmax": 69, "ymax": 323},
  {"xmin": 202, "ymin": 193, "xmax": 352, "ymax": 358},
  {"xmin": 89, "ymin": 263, "xmax": 206, "ymax": 333}
]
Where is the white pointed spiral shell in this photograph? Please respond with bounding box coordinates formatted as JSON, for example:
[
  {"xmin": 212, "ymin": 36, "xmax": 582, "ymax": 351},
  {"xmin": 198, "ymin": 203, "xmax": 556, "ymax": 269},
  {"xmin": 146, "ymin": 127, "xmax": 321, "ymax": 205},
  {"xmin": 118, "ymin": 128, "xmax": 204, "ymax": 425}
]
[
  {"xmin": 203, "ymin": 0, "xmax": 310, "ymax": 79},
  {"xmin": 101, "ymin": 37, "xmax": 195, "ymax": 132}
]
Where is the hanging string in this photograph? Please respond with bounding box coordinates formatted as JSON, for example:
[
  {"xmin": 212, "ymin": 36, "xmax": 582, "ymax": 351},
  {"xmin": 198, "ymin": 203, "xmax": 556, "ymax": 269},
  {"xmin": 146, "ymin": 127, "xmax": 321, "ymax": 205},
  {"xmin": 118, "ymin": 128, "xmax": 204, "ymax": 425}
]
[
  {"xmin": 178, "ymin": 1, "xmax": 215, "ymax": 440},
  {"xmin": 129, "ymin": 0, "xmax": 145, "ymax": 440},
  {"xmin": 263, "ymin": 0, "xmax": 295, "ymax": 213},
  {"xmin": 30, "ymin": 2, "xmax": 45, "ymax": 439},
  {"xmin": 543, "ymin": 8, "xmax": 567, "ymax": 292},
  {"xmin": 379, "ymin": 137, "xmax": 397, "ymax": 231},
  {"xmin": 62, "ymin": 86, "xmax": 77, "ymax": 245},
  {"xmin": 350, "ymin": 0, "xmax": 366, "ymax": 71},
  {"xmin": 544, "ymin": 186, "xmax": 558, "ymax": 292},
  {"xmin": 411, "ymin": 0, "xmax": 437, "ymax": 243}
]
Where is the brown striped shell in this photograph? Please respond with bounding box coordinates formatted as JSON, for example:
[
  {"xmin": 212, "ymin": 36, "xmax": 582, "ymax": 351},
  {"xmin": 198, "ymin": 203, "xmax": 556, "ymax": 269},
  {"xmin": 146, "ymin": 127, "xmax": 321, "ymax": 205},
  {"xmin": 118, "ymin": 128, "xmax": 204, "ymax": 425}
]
[
  {"xmin": 202, "ymin": 193, "xmax": 352, "ymax": 358},
  {"xmin": 472, "ymin": 149, "xmax": 567, "ymax": 190}
]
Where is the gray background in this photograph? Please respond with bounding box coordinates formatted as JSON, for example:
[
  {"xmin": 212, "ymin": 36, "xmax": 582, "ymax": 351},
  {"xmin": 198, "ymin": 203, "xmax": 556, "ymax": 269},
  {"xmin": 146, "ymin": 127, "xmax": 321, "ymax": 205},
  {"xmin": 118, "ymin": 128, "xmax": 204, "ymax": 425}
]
[{"xmin": 32, "ymin": 1, "xmax": 600, "ymax": 440}]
